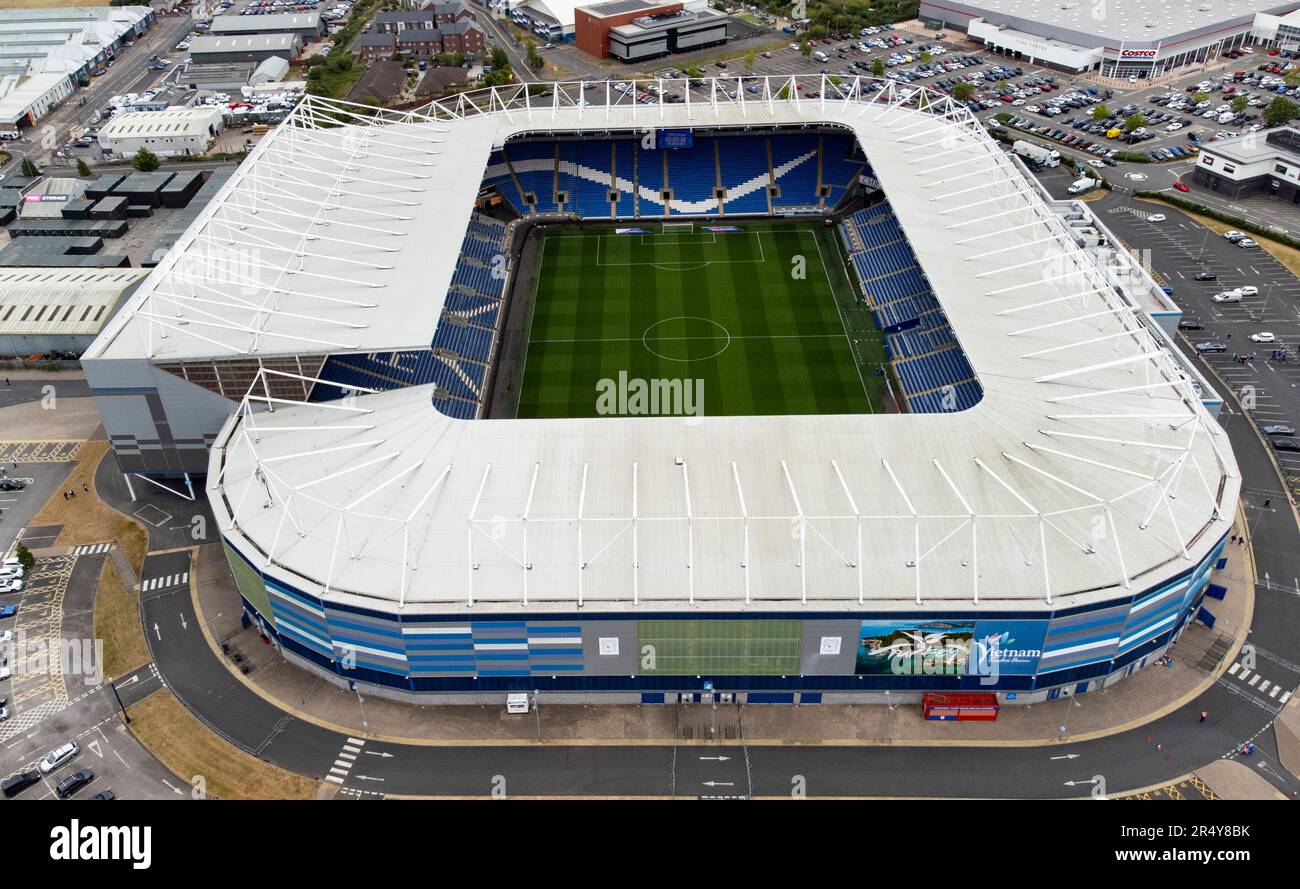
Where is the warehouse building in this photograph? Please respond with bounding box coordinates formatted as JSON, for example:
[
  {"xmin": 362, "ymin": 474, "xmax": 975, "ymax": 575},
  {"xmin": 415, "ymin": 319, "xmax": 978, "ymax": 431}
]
[
  {"xmin": 188, "ymin": 33, "xmax": 301, "ymax": 64},
  {"xmin": 0, "ymin": 5, "xmax": 155, "ymax": 85},
  {"xmin": 920, "ymin": 0, "xmax": 1299, "ymax": 78},
  {"xmin": 0, "ymin": 267, "xmax": 149, "ymax": 357},
  {"xmin": 1193, "ymin": 126, "xmax": 1300, "ymax": 201},
  {"xmin": 208, "ymin": 12, "xmax": 326, "ymax": 43},
  {"xmin": 0, "ymin": 72, "xmax": 74, "ymax": 131},
  {"xmin": 97, "ymin": 107, "xmax": 225, "ymax": 158}
]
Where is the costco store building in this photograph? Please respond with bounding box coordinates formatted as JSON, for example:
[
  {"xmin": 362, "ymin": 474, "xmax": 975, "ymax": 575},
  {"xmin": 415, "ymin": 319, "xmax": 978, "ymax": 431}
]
[{"xmin": 920, "ymin": 0, "xmax": 1299, "ymax": 77}]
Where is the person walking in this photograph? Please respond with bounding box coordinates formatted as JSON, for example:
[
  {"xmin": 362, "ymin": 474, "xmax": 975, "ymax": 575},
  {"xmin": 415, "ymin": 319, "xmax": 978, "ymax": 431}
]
[
  {"xmin": 1200, "ymin": 709, "xmax": 1208, "ymax": 723},
  {"xmin": 1264, "ymin": 498, "xmax": 1271, "ymax": 509}
]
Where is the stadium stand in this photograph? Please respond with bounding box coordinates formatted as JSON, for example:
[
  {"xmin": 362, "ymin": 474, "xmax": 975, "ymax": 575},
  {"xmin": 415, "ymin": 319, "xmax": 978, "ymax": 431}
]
[
  {"xmin": 839, "ymin": 203, "xmax": 982, "ymax": 414},
  {"xmin": 312, "ymin": 211, "xmax": 510, "ymax": 420},
  {"xmin": 478, "ymin": 131, "xmax": 868, "ymax": 219}
]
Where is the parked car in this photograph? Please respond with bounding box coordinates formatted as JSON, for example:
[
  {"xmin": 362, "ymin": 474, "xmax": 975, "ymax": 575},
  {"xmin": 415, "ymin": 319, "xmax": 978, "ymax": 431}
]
[
  {"xmin": 1238, "ymin": 238, "xmax": 1259, "ymax": 248},
  {"xmin": 0, "ymin": 479, "xmax": 25, "ymax": 491},
  {"xmin": 55, "ymin": 768, "xmax": 94, "ymax": 799},
  {"xmin": 1177, "ymin": 318, "xmax": 1205, "ymax": 330},
  {"xmin": 1194, "ymin": 271, "xmax": 1218, "ymax": 281},
  {"xmin": 1, "ymin": 770, "xmax": 40, "ymax": 798},
  {"xmin": 38, "ymin": 741, "xmax": 79, "ymax": 774},
  {"xmin": 1213, "ymin": 291, "xmax": 1244, "ymax": 302},
  {"xmin": 1272, "ymin": 438, "xmax": 1300, "ymax": 452},
  {"xmin": 1223, "ymin": 230, "xmax": 1246, "ymax": 241},
  {"xmin": 1195, "ymin": 341, "xmax": 1228, "ymax": 352},
  {"xmin": 1261, "ymin": 424, "xmax": 1296, "ymax": 435},
  {"xmin": 90, "ymin": 789, "xmax": 116, "ymax": 800},
  {"xmin": 1250, "ymin": 332, "xmax": 1277, "ymax": 343},
  {"xmin": 1238, "ymin": 285, "xmax": 1260, "ymax": 296},
  {"xmin": 0, "ymin": 606, "xmax": 15, "ymax": 619},
  {"xmin": 1147, "ymin": 213, "xmax": 1167, "ymax": 222}
]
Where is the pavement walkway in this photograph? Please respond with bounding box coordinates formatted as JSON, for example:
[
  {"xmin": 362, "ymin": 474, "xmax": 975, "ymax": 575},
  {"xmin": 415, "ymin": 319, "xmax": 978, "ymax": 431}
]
[{"xmin": 189, "ymin": 512, "xmax": 1255, "ymax": 746}]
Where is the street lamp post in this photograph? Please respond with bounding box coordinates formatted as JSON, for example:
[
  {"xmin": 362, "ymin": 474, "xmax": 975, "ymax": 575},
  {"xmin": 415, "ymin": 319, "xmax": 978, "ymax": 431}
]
[{"xmin": 533, "ymin": 689, "xmax": 541, "ymax": 741}]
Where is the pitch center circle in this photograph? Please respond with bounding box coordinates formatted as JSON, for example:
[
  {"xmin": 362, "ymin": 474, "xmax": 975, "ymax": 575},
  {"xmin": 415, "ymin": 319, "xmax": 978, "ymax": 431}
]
[{"xmin": 641, "ymin": 316, "xmax": 731, "ymax": 363}]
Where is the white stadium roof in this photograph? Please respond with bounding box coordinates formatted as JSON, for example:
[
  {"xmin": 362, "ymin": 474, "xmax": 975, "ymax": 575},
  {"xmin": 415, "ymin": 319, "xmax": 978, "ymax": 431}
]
[{"xmin": 166, "ymin": 78, "xmax": 1237, "ymax": 616}]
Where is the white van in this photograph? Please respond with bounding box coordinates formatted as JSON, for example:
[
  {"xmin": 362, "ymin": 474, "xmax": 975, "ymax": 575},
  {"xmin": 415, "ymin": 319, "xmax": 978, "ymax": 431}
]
[{"xmin": 812, "ymin": 50, "xmax": 829, "ymax": 63}]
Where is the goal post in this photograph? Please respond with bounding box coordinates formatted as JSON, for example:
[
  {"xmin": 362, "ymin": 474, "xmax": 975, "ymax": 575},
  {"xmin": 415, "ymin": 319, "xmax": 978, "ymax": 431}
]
[{"xmin": 661, "ymin": 221, "xmax": 694, "ymax": 233}]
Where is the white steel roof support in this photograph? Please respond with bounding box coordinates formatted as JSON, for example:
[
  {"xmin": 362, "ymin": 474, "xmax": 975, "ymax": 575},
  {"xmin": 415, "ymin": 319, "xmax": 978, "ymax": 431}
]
[
  {"xmin": 780, "ymin": 460, "xmax": 807, "ymax": 606},
  {"xmin": 731, "ymin": 461, "xmax": 750, "ymax": 606}
]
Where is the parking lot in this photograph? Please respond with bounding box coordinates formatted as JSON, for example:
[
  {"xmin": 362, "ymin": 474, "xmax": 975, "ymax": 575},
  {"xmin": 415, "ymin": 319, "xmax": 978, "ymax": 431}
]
[{"xmin": 1095, "ymin": 191, "xmax": 1300, "ymax": 500}]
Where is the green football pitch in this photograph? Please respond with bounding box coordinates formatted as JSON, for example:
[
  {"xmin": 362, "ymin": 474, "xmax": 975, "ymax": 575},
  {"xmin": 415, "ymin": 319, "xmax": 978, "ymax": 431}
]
[{"xmin": 512, "ymin": 221, "xmax": 890, "ymax": 419}]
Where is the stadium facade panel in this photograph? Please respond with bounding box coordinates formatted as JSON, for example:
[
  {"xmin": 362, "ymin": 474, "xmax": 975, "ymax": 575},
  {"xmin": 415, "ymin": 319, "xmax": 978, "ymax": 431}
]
[{"xmin": 86, "ymin": 78, "xmax": 1239, "ymax": 703}]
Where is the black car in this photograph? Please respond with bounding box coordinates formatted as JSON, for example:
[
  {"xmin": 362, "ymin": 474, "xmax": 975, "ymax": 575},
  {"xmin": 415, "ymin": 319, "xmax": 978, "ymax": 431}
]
[
  {"xmin": 1272, "ymin": 438, "xmax": 1300, "ymax": 452},
  {"xmin": 1194, "ymin": 271, "xmax": 1218, "ymax": 281},
  {"xmin": 1, "ymin": 770, "xmax": 40, "ymax": 798},
  {"xmin": 1177, "ymin": 318, "xmax": 1205, "ymax": 330},
  {"xmin": 0, "ymin": 479, "xmax": 24, "ymax": 491},
  {"xmin": 56, "ymin": 768, "xmax": 94, "ymax": 799},
  {"xmin": 90, "ymin": 789, "xmax": 116, "ymax": 800},
  {"xmin": 1261, "ymin": 424, "xmax": 1297, "ymax": 435}
]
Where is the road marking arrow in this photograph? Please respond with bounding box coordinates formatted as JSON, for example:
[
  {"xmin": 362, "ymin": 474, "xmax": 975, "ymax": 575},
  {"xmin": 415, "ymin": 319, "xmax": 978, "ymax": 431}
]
[
  {"xmin": 179, "ymin": 613, "xmax": 188, "ymax": 630},
  {"xmin": 153, "ymin": 623, "xmax": 161, "ymax": 641},
  {"xmin": 699, "ymin": 756, "xmax": 731, "ymax": 762},
  {"xmin": 702, "ymin": 781, "xmax": 734, "ymax": 787},
  {"xmin": 355, "ymin": 775, "xmax": 385, "ymax": 782},
  {"xmin": 1063, "ymin": 778, "xmax": 1100, "ymax": 786},
  {"xmin": 1050, "ymin": 754, "xmax": 1079, "ymax": 760},
  {"xmin": 363, "ymin": 750, "xmax": 394, "ymax": 758}
]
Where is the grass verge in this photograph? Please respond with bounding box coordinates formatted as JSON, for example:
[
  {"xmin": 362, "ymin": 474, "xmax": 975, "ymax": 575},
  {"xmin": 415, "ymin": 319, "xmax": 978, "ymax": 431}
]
[
  {"xmin": 124, "ymin": 689, "xmax": 318, "ymax": 800},
  {"xmin": 32, "ymin": 439, "xmax": 147, "ymax": 573},
  {"xmin": 95, "ymin": 558, "xmax": 150, "ymax": 679}
]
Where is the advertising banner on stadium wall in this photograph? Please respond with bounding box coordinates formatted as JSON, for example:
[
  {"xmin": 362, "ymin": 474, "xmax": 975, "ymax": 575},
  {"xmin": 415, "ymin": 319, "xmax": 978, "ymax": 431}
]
[
  {"xmin": 970, "ymin": 620, "xmax": 1047, "ymax": 676},
  {"xmin": 854, "ymin": 621, "xmax": 974, "ymax": 676}
]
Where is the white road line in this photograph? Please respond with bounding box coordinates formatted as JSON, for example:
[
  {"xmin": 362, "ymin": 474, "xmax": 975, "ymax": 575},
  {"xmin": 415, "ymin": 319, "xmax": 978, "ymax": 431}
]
[
  {"xmin": 325, "ymin": 775, "xmax": 344, "ymax": 784},
  {"xmin": 1228, "ymin": 662, "xmax": 1241, "ymax": 675},
  {"xmin": 1248, "ymin": 674, "xmax": 1262, "ymax": 687}
]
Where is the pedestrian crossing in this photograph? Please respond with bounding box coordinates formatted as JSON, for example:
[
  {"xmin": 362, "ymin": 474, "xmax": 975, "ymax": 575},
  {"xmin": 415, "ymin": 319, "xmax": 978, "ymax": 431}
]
[
  {"xmin": 141, "ymin": 571, "xmax": 188, "ymax": 592},
  {"xmin": 1225, "ymin": 661, "xmax": 1295, "ymax": 706},
  {"xmin": 72, "ymin": 543, "xmax": 112, "ymax": 556},
  {"xmin": 324, "ymin": 737, "xmax": 365, "ymax": 785}
]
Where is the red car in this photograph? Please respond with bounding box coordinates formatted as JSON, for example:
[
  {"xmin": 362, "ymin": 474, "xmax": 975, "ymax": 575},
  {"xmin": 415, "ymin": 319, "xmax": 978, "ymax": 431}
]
[{"xmin": 1174, "ymin": 182, "xmax": 1191, "ymax": 192}]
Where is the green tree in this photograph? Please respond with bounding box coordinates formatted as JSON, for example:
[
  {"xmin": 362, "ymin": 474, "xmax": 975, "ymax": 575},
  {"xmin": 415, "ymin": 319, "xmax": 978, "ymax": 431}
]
[
  {"xmin": 1232, "ymin": 95, "xmax": 1249, "ymax": 114},
  {"xmin": 1286, "ymin": 69, "xmax": 1300, "ymax": 88},
  {"xmin": 951, "ymin": 82, "xmax": 974, "ymax": 102},
  {"xmin": 872, "ymin": 57, "xmax": 884, "ymax": 76},
  {"xmin": 1123, "ymin": 112, "xmax": 1147, "ymax": 133},
  {"xmin": 75, "ymin": 157, "xmax": 91, "ymax": 177},
  {"xmin": 744, "ymin": 49, "xmax": 756, "ymax": 71},
  {"xmin": 799, "ymin": 39, "xmax": 811, "ymax": 57},
  {"xmin": 489, "ymin": 46, "xmax": 509, "ymax": 70},
  {"xmin": 1265, "ymin": 96, "xmax": 1299, "ymax": 127},
  {"xmin": 130, "ymin": 147, "xmax": 160, "ymax": 172},
  {"xmin": 995, "ymin": 78, "xmax": 1009, "ymax": 92},
  {"xmin": 1091, "ymin": 103, "xmax": 1110, "ymax": 120},
  {"xmin": 19, "ymin": 156, "xmax": 38, "ymax": 177},
  {"xmin": 1192, "ymin": 91, "xmax": 1210, "ymax": 103},
  {"xmin": 13, "ymin": 543, "xmax": 34, "ymax": 571},
  {"xmin": 525, "ymin": 40, "xmax": 543, "ymax": 72}
]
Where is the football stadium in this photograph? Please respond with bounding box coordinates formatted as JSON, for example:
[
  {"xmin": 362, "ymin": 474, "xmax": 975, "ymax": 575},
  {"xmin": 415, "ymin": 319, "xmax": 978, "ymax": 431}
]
[{"xmin": 81, "ymin": 76, "xmax": 1240, "ymax": 705}]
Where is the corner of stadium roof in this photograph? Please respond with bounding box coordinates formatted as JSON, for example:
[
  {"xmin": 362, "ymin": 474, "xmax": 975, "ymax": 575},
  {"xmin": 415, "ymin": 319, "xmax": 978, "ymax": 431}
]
[
  {"xmin": 201, "ymin": 77, "xmax": 1240, "ymax": 619},
  {"xmin": 82, "ymin": 95, "xmax": 499, "ymax": 365}
]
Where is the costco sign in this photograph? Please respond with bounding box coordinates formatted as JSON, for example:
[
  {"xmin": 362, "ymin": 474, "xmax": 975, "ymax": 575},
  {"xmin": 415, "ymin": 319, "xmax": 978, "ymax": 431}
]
[{"xmin": 1119, "ymin": 49, "xmax": 1158, "ymax": 59}]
